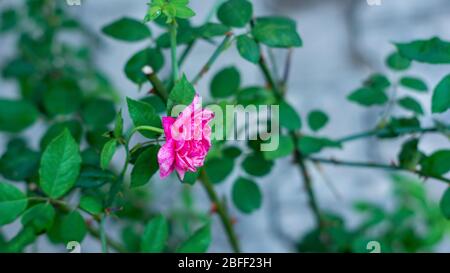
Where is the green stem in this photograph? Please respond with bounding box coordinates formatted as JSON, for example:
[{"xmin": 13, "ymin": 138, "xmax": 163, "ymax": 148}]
[
  {"xmin": 145, "ymin": 71, "xmax": 169, "ymax": 101},
  {"xmin": 258, "ymin": 54, "xmax": 282, "ymax": 99},
  {"xmin": 337, "ymin": 125, "xmax": 449, "ymax": 143},
  {"xmin": 199, "ymin": 169, "xmax": 241, "ymax": 253},
  {"xmin": 192, "ymin": 33, "xmax": 233, "ymax": 85},
  {"xmin": 308, "ymin": 157, "xmax": 450, "ymax": 184},
  {"xmin": 100, "ymin": 216, "xmax": 108, "ymax": 253},
  {"xmin": 133, "ymin": 125, "xmax": 164, "ymax": 135},
  {"xmin": 170, "ymin": 20, "xmax": 179, "ymax": 83}
]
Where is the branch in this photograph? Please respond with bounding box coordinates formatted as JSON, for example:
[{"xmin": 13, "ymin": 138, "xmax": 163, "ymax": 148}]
[
  {"xmin": 199, "ymin": 169, "xmax": 241, "ymax": 253},
  {"xmin": 192, "ymin": 33, "xmax": 233, "ymax": 85},
  {"xmin": 307, "ymin": 157, "xmax": 450, "ymax": 184},
  {"xmin": 143, "ymin": 66, "xmax": 169, "ymax": 101}
]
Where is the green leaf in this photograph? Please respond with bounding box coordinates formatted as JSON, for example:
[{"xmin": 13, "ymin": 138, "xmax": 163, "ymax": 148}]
[
  {"xmin": 236, "ymin": 34, "xmax": 260, "ymax": 64},
  {"xmin": 142, "ymin": 96, "xmax": 166, "ymax": 113},
  {"xmin": 21, "ymin": 204, "xmax": 55, "ymax": 233},
  {"xmin": 237, "ymin": 86, "xmax": 276, "ymax": 106},
  {"xmin": 76, "ymin": 166, "xmax": 115, "ymax": 189},
  {"xmin": 0, "ymin": 99, "xmax": 39, "ymax": 133},
  {"xmin": 217, "ymin": 0, "xmax": 253, "ymax": 28},
  {"xmin": 0, "ymin": 182, "xmax": 28, "ymax": 226},
  {"xmin": 398, "ymin": 138, "xmax": 422, "ymax": 170},
  {"xmin": 40, "ymin": 120, "xmax": 83, "ymax": 150},
  {"xmin": 432, "ymin": 74, "xmax": 450, "ymax": 113},
  {"xmin": 125, "ymin": 47, "xmax": 164, "ymax": 85},
  {"xmin": 308, "ymin": 110, "xmax": 329, "ymax": 132},
  {"xmin": 141, "ymin": 215, "xmax": 168, "ymax": 253},
  {"xmin": 223, "ymin": 146, "xmax": 242, "ymax": 159},
  {"xmin": 397, "ymin": 96, "xmax": 424, "ymax": 115},
  {"xmin": 204, "ymin": 157, "xmax": 234, "ymax": 184},
  {"xmin": 102, "ymin": 17, "xmax": 151, "ymax": 42},
  {"xmin": 421, "ymin": 150, "xmax": 450, "ymax": 176},
  {"xmin": 79, "ymin": 195, "xmax": 103, "ymax": 215},
  {"xmin": 440, "ymin": 188, "xmax": 450, "ymax": 220},
  {"xmin": 167, "ymin": 75, "xmax": 196, "ymax": 114},
  {"xmin": 395, "ymin": 37, "xmax": 450, "ymax": 64},
  {"xmin": 43, "ymin": 79, "xmax": 82, "ymax": 116},
  {"xmin": 127, "ymin": 97, "xmax": 162, "ymax": 138},
  {"xmin": 232, "ymin": 177, "xmax": 262, "ymax": 214},
  {"xmin": 210, "ymin": 66, "xmax": 241, "ymax": 98},
  {"xmin": 386, "ymin": 52, "xmax": 411, "ymax": 71},
  {"xmin": 0, "ymin": 9, "xmax": 18, "ymax": 32},
  {"xmin": 364, "ymin": 74, "xmax": 391, "ymax": 90},
  {"xmin": 242, "ymin": 152, "xmax": 274, "ymax": 177},
  {"xmin": 198, "ymin": 23, "xmax": 230, "ymax": 39},
  {"xmin": 114, "ymin": 110, "xmax": 124, "ymax": 138},
  {"xmin": 252, "ymin": 16, "xmax": 302, "ymax": 48},
  {"xmin": 0, "ymin": 139, "xmax": 40, "ymax": 182},
  {"xmin": 279, "ymin": 101, "xmax": 302, "ymax": 130},
  {"xmin": 130, "ymin": 145, "xmax": 160, "ymax": 188},
  {"xmin": 59, "ymin": 211, "xmax": 87, "ymax": 244},
  {"xmin": 39, "ymin": 130, "xmax": 82, "ymax": 199},
  {"xmin": 347, "ymin": 87, "xmax": 388, "ymax": 107},
  {"xmin": 182, "ymin": 171, "xmax": 200, "ymax": 185},
  {"xmin": 400, "ymin": 76, "xmax": 428, "ymax": 92},
  {"xmin": 100, "ymin": 139, "xmax": 117, "ymax": 170},
  {"xmin": 176, "ymin": 223, "xmax": 211, "ymax": 253},
  {"xmin": 81, "ymin": 98, "xmax": 116, "ymax": 129},
  {"xmin": 298, "ymin": 136, "xmax": 342, "ymax": 156},
  {"xmin": 262, "ymin": 135, "xmax": 295, "ymax": 160}
]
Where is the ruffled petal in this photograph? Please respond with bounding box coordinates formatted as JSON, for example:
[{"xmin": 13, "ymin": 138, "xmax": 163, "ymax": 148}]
[{"xmin": 157, "ymin": 139, "xmax": 175, "ymax": 178}]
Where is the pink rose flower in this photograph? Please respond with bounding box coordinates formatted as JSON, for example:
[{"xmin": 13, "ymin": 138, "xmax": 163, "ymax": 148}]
[{"xmin": 158, "ymin": 95, "xmax": 214, "ymax": 179}]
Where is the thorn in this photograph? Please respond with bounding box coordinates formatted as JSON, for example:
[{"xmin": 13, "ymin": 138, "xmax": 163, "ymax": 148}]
[
  {"xmin": 231, "ymin": 217, "xmax": 237, "ymax": 225},
  {"xmin": 210, "ymin": 203, "xmax": 218, "ymax": 214}
]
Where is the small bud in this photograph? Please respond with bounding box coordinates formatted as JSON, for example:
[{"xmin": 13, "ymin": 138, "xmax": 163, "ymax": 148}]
[{"xmin": 142, "ymin": 65, "xmax": 153, "ymax": 75}]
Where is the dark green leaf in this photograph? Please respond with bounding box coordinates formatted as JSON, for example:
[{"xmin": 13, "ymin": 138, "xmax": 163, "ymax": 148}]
[
  {"xmin": 21, "ymin": 204, "xmax": 55, "ymax": 233},
  {"xmin": 397, "ymin": 96, "xmax": 424, "ymax": 115},
  {"xmin": 432, "ymin": 74, "xmax": 450, "ymax": 113},
  {"xmin": 217, "ymin": 0, "xmax": 253, "ymax": 28},
  {"xmin": 141, "ymin": 96, "xmax": 166, "ymax": 114},
  {"xmin": 0, "ymin": 139, "xmax": 40, "ymax": 182},
  {"xmin": 252, "ymin": 16, "xmax": 302, "ymax": 48},
  {"xmin": 223, "ymin": 146, "xmax": 242, "ymax": 159},
  {"xmin": 0, "ymin": 182, "xmax": 28, "ymax": 226},
  {"xmin": 40, "ymin": 120, "xmax": 83, "ymax": 150},
  {"xmin": 43, "ymin": 79, "xmax": 82, "ymax": 116},
  {"xmin": 237, "ymin": 86, "xmax": 276, "ymax": 106},
  {"xmin": 198, "ymin": 23, "xmax": 230, "ymax": 38},
  {"xmin": 298, "ymin": 136, "xmax": 342, "ymax": 156},
  {"xmin": 59, "ymin": 211, "xmax": 87, "ymax": 244},
  {"xmin": 236, "ymin": 34, "xmax": 260, "ymax": 64},
  {"xmin": 0, "ymin": 99, "xmax": 39, "ymax": 133},
  {"xmin": 125, "ymin": 48, "xmax": 164, "ymax": 85},
  {"xmin": 398, "ymin": 138, "xmax": 422, "ymax": 170},
  {"xmin": 114, "ymin": 110, "xmax": 124, "ymax": 138},
  {"xmin": 262, "ymin": 135, "xmax": 295, "ymax": 160},
  {"xmin": 347, "ymin": 87, "xmax": 388, "ymax": 107},
  {"xmin": 141, "ymin": 215, "xmax": 168, "ymax": 253},
  {"xmin": 440, "ymin": 188, "xmax": 450, "ymax": 220},
  {"xmin": 364, "ymin": 74, "xmax": 391, "ymax": 90},
  {"xmin": 102, "ymin": 17, "xmax": 151, "ymax": 42},
  {"xmin": 76, "ymin": 166, "xmax": 115, "ymax": 189},
  {"xmin": 127, "ymin": 97, "xmax": 162, "ymax": 138},
  {"xmin": 167, "ymin": 75, "xmax": 195, "ymax": 114},
  {"xmin": 421, "ymin": 150, "xmax": 450, "ymax": 176},
  {"xmin": 242, "ymin": 152, "xmax": 274, "ymax": 177},
  {"xmin": 308, "ymin": 110, "xmax": 329, "ymax": 132},
  {"xmin": 130, "ymin": 145, "xmax": 160, "ymax": 188},
  {"xmin": 79, "ymin": 195, "xmax": 103, "ymax": 215},
  {"xmin": 395, "ymin": 37, "xmax": 450, "ymax": 64},
  {"xmin": 210, "ymin": 66, "xmax": 241, "ymax": 98},
  {"xmin": 39, "ymin": 130, "xmax": 82, "ymax": 199},
  {"xmin": 81, "ymin": 98, "xmax": 116, "ymax": 129},
  {"xmin": 183, "ymin": 171, "xmax": 199, "ymax": 185},
  {"xmin": 176, "ymin": 223, "xmax": 211, "ymax": 253},
  {"xmin": 279, "ymin": 101, "xmax": 302, "ymax": 130},
  {"xmin": 232, "ymin": 177, "xmax": 262, "ymax": 214},
  {"xmin": 386, "ymin": 52, "xmax": 411, "ymax": 71},
  {"xmin": 204, "ymin": 157, "xmax": 234, "ymax": 184},
  {"xmin": 400, "ymin": 76, "xmax": 428, "ymax": 92}
]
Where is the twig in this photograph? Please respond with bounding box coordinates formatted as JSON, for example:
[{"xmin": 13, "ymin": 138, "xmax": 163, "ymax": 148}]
[
  {"xmin": 199, "ymin": 169, "xmax": 241, "ymax": 253},
  {"xmin": 307, "ymin": 157, "xmax": 450, "ymax": 184},
  {"xmin": 143, "ymin": 66, "xmax": 169, "ymax": 101}
]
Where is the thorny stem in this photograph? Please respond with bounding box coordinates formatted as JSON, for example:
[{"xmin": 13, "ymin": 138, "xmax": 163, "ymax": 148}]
[
  {"xmin": 144, "ymin": 68, "xmax": 169, "ymax": 101},
  {"xmin": 199, "ymin": 169, "xmax": 241, "ymax": 253},
  {"xmin": 192, "ymin": 33, "xmax": 233, "ymax": 85},
  {"xmin": 307, "ymin": 157, "xmax": 450, "ymax": 184}
]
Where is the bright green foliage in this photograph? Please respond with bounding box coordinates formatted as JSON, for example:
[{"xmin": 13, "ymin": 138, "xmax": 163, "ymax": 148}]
[
  {"xmin": 100, "ymin": 139, "xmax": 117, "ymax": 170},
  {"xmin": 279, "ymin": 101, "xmax": 302, "ymax": 130},
  {"xmin": 167, "ymin": 75, "xmax": 196, "ymax": 113},
  {"xmin": 396, "ymin": 37, "xmax": 450, "ymax": 64},
  {"xmin": 232, "ymin": 177, "xmax": 262, "ymax": 214},
  {"xmin": 21, "ymin": 204, "xmax": 55, "ymax": 233},
  {"xmin": 131, "ymin": 145, "xmax": 160, "ymax": 188},
  {"xmin": 252, "ymin": 16, "xmax": 302, "ymax": 48},
  {"xmin": 0, "ymin": 99, "xmax": 38, "ymax": 133},
  {"xmin": 397, "ymin": 96, "xmax": 424, "ymax": 115},
  {"xmin": 198, "ymin": 23, "xmax": 230, "ymax": 38},
  {"xmin": 176, "ymin": 223, "xmax": 211, "ymax": 253},
  {"xmin": 39, "ymin": 130, "xmax": 82, "ymax": 199},
  {"xmin": 0, "ymin": 183, "xmax": 28, "ymax": 226},
  {"xmin": 400, "ymin": 76, "xmax": 428, "ymax": 92},
  {"xmin": 386, "ymin": 52, "xmax": 411, "ymax": 71},
  {"xmin": 141, "ymin": 215, "xmax": 169, "ymax": 253},
  {"xmin": 421, "ymin": 150, "xmax": 450, "ymax": 177},
  {"xmin": 217, "ymin": 0, "xmax": 253, "ymax": 28},
  {"xmin": 79, "ymin": 195, "xmax": 103, "ymax": 215},
  {"xmin": 102, "ymin": 17, "xmax": 151, "ymax": 42},
  {"xmin": 347, "ymin": 87, "xmax": 388, "ymax": 107},
  {"xmin": 145, "ymin": 0, "xmax": 195, "ymax": 23},
  {"xmin": 236, "ymin": 35, "xmax": 260, "ymax": 64},
  {"xmin": 59, "ymin": 211, "xmax": 87, "ymax": 244},
  {"xmin": 308, "ymin": 110, "xmax": 329, "ymax": 132},
  {"xmin": 211, "ymin": 67, "xmax": 241, "ymax": 98},
  {"xmin": 127, "ymin": 97, "xmax": 162, "ymax": 138},
  {"xmin": 432, "ymin": 74, "xmax": 450, "ymax": 113}
]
